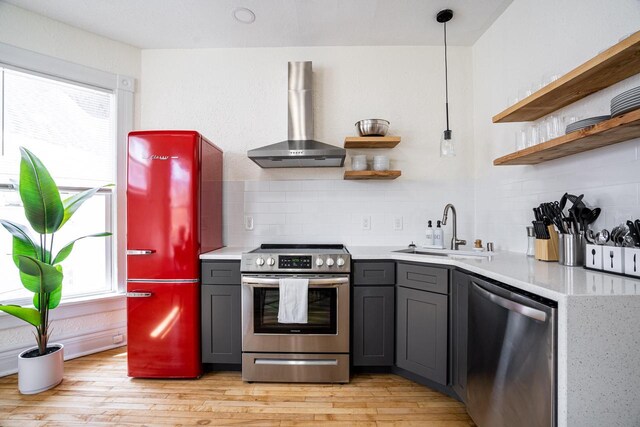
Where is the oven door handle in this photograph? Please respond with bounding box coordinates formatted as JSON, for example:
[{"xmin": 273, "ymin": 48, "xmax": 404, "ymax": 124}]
[{"xmin": 241, "ymin": 277, "xmax": 349, "ymax": 287}]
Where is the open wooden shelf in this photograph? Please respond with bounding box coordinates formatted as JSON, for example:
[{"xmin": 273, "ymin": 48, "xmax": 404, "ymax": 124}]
[
  {"xmin": 343, "ymin": 170, "xmax": 401, "ymax": 180},
  {"xmin": 494, "ymin": 108, "xmax": 640, "ymax": 165},
  {"xmin": 493, "ymin": 31, "xmax": 640, "ymax": 123},
  {"xmin": 344, "ymin": 136, "xmax": 401, "ymax": 148}
]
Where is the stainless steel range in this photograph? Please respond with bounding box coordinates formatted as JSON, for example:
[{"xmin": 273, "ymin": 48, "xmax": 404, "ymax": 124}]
[{"xmin": 241, "ymin": 244, "xmax": 351, "ymax": 383}]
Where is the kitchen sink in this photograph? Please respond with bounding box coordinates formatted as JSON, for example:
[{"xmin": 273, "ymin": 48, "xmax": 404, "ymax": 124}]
[{"xmin": 393, "ymin": 248, "xmax": 494, "ymax": 258}]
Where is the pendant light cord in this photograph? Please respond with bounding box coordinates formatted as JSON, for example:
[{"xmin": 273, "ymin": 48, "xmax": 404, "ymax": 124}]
[{"xmin": 444, "ymin": 21, "xmax": 450, "ymax": 132}]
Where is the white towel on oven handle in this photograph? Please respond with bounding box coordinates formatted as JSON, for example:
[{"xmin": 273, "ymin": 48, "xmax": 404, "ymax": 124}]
[{"xmin": 277, "ymin": 278, "xmax": 308, "ymax": 324}]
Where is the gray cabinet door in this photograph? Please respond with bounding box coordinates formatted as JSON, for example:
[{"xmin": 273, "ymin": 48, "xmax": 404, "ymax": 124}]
[
  {"xmin": 396, "ymin": 286, "xmax": 448, "ymax": 385},
  {"xmin": 201, "ymin": 284, "xmax": 241, "ymax": 364},
  {"xmin": 202, "ymin": 261, "xmax": 241, "ymax": 285},
  {"xmin": 451, "ymin": 270, "xmax": 469, "ymax": 402},
  {"xmin": 353, "ymin": 286, "xmax": 395, "ymax": 366},
  {"xmin": 396, "ymin": 262, "xmax": 449, "ymax": 294},
  {"xmin": 353, "ymin": 261, "xmax": 396, "ymax": 286}
]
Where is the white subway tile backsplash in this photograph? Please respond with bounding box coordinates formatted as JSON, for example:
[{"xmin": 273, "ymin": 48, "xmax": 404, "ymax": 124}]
[
  {"xmin": 269, "ymin": 180, "xmax": 302, "ymax": 192},
  {"xmin": 244, "ymin": 191, "xmax": 286, "ymax": 203},
  {"xmin": 223, "ymin": 179, "xmax": 474, "ymax": 247},
  {"xmin": 286, "ymin": 191, "xmax": 318, "ymax": 202},
  {"xmin": 253, "ymin": 213, "xmax": 286, "ymax": 225}
]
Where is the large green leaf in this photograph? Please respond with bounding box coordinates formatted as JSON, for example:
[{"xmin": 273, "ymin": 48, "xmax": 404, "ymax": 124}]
[
  {"xmin": 60, "ymin": 185, "xmax": 113, "ymax": 228},
  {"xmin": 18, "ymin": 147, "xmax": 64, "ymax": 235},
  {"xmin": 17, "ymin": 255, "xmax": 63, "ymax": 294},
  {"xmin": 0, "ymin": 305, "xmax": 41, "ymax": 327},
  {"xmin": 0, "ymin": 220, "xmax": 40, "ymax": 266},
  {"xmin": 53, "ymin": 232, "xmax": 112, "ymax": 265},
  {"xmin": 48, "ymin": 283, "xmax": 63, "ymax": 309},
  {"xmin": 33, "ymin": 283, "xmax": 62, "ymax": 310}
]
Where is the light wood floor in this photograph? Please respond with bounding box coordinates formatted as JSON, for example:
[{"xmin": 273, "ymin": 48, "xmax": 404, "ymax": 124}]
[{"xmin": 0, "ymin": 347, "xmax": 475, "ymax": 426}]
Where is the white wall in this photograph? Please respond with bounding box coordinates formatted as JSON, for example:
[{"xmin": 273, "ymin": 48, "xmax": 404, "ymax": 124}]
[
  {"xmin": 472, "ymin": 0, "xmax": 640, "ymax": 254},
  {"xmin": 0, "ymin": 3, "xmax": 141, "ymax": 375},
  {"xmin": 141, "ymin": 46, "xmax": 476, "ymax": 247}
]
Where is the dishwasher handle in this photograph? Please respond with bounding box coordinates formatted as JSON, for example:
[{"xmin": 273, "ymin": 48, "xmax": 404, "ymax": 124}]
[{"xmin": 472, "ymin": 281, "xmax": 547, "ymax": 322}]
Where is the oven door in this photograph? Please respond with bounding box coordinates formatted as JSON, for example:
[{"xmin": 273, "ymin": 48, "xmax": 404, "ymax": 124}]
[{"xmin": 241, "ymin": 275, "xmax": 350, "ymax": 353}]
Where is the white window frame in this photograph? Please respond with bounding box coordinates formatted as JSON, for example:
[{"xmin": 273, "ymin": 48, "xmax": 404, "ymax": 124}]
[{"xmin": 0, "ymin": 42, "xmax": 134, "ymax": 303}]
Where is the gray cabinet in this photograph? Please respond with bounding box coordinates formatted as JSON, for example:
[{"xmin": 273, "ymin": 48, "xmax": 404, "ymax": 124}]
[
  {"xmin": 352, "ymin": 260, "xmax": 395, "ymax": 367},
  {"xmin": 353, "ymin": 286, "xmax": 395, "ymax": 366},
  {"xmin": 396, "ymin": 263, "xmax": 449, "ymax": 386},
  {"xmin": 353, "ymin": 261, "xmax": 395, "ymax": 286},
  {"xmin": 450, "ymin": 270, "xmax": 469, "ymax": 402},
  {"xmin": 201, "ymin": 261, "xmax": 241, "ymax": 365}
]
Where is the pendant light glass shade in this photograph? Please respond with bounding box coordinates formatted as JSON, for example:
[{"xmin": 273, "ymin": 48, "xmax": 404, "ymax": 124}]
[
  {"xmin": 440, "ymin": 129, "xmax": 455, "ymax": 157},
  {"xmin": 437, "ymin": 9, "xmax": 456, "ymax": 157}
]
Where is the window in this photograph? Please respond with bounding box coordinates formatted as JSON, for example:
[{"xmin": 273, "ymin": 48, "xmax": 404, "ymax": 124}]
[{"xmin": 0, "ymin": 44, "xmax": 133, "ymax": 304}]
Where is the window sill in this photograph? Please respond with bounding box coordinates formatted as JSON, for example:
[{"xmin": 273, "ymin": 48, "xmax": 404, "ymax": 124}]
[{"xmin": 0, "ymin": 292, "xmax": 126, "ymax": 331}]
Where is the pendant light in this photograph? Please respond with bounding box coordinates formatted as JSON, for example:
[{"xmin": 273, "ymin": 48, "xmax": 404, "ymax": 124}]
[{"xmin": 437, "ymin": 9, "xmax": 455, "ymax": 157}]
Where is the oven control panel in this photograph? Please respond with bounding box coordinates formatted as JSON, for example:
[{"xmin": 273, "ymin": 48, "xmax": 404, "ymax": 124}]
[
  {"xmin": 242, "ymin": 253, "xmax": 351, "ymax": 273},
  {"xmin": 279, "ymin": 255, "xmax": 312, "ymax": 269}
]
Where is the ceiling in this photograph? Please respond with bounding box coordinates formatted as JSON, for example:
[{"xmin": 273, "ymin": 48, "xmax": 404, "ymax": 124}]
[{"xmin": 3, "ymin": 0, "xmax": 513, "ymax": 49}]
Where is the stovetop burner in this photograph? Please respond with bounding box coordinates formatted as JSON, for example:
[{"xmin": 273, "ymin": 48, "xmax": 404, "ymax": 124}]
[{"xmin": 242, "ymin": 244, "xmax": 350, "ymax": 273}]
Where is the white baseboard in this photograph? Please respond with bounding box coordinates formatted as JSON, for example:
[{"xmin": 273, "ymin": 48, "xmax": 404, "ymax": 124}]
[{"xmin": 0, "ymin": 327, "xmax": 127, "ymax": 377}]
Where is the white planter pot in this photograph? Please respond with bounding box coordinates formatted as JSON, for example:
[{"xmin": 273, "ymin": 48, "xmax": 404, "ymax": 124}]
[{"xmin": 18, "ymin": 343, "xmax": 64, "ymax": 394}]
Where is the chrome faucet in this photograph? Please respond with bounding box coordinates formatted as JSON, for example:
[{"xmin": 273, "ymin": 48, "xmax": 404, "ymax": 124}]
[{"xmin": 442, "ymin": 203, "xmax": 467, "ymax": 250}]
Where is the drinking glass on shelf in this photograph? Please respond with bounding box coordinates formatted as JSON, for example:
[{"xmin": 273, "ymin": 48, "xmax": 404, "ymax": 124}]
[
  {"xmin": 545, "ymin": 115, "xmax": 562, "ymax": 140},
  {"xmin": 515, "ymin": 128, "xmax": 527, "ymax": 151},
  {"xmin": 527, "ymin": 124, "xmax": 540, "ymax": 147}
]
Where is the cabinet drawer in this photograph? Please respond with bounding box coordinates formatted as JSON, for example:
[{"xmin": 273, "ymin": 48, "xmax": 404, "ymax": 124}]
[
  {"xmin": 353, "ymin": 261, "xmax": 396, "ymax": 286},
  {"xmin": 201, "ymin": 261, "xmax": 241, "ymax": 285},
  {"xmin": 396, "ymin": 263, "xmax": 448, "ymax": 294}
]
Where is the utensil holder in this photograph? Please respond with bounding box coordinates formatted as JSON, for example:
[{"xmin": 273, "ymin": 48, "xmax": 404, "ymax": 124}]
[
  {"xmin": 535, "ymin": 226, "xmax": 559, "ymax": 261},
  {"xmin": 558, "ymin": 233, "xmax": 584, "ymax": 266}
]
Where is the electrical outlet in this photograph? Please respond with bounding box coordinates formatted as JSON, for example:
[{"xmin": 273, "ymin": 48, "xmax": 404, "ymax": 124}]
[
  {"xmin": 362, "ymin": 215, "xmax": 371, "ymax": 231},
  {"xmin": 393, "ymin": 216, "xmax": 403, "ymax": 231},
  {"xmin": 112, "ymin": 334, "xmax": 124, "ymax": 344},
  {"xmin": 245, "ymin": 215, "xmax": 254, "ymax": 231}
]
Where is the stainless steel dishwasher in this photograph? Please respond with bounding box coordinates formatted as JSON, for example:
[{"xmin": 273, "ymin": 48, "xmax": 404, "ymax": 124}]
[{"xmin": 467, "ymin": 277, "xmax": 557, "ymax": 427}]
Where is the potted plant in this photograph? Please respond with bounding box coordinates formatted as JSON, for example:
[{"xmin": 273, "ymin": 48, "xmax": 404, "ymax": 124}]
[{"xmin": 0, "ymin": 147, "xmax": 111, "ymax": 394}]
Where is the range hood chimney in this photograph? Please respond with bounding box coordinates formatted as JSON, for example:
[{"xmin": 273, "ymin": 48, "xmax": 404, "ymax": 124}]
[{"xmin": 247, "ymin": 62, "xmax": 346, "ymax": 168}]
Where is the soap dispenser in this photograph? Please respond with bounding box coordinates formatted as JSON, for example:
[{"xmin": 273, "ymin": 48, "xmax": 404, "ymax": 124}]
[
  {"xmin": 425, "ymin": 220, "xmax": 434, "ymax": 246},
  {"xmin": 434, "ymin": 220, "xmax": 444, "ymax": 249}
]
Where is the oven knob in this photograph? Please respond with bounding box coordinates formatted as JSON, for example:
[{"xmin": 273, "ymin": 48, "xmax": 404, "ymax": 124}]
[
  {"xmin": 267, "ymin": 257, "xmax": 275, "ymax": 266},
  {"xmin": 337, "ymin": 257, "xmax": 345, "ymax": 267},
  {"xmin": 256, "ymin": 257, "xmax": 265, "ymax": 266},
  {"xmin": 326, "ymin": 257, "xmax": 335, "ymax": 267},
  {"xmin": 316, "ymin": 257, "xmax": 324, "ymax": 267}
]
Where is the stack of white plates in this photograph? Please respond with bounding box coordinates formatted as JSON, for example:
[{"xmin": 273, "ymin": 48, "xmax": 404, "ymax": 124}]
[
  {"xmin": 611, "ymin": 86, "xmax": 640, "ymax": 117},
  {"xmin": 565, "ymin": 115, "xmax": 610, "ymax": 134}
]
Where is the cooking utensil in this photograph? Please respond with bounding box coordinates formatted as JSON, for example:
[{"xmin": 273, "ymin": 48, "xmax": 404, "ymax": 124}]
[
  {"xmin": 623, "ymin": 235, "xmax": 635, "ymax": 247},
  {"xmin": 584, "ymin": 207, "xmax": 601, "ymax": 226},
  {"xmin": 635, "ymin": 219, "xmax": 640, "ymax": 242},
  {"xmin": 585, "ymin": 229, "xmax": 596, "ymax": 244},
  {"xmin": 532, "ymin": 221, "xmax": 550, "ymax": 239},
  {"xmin": 626, "ymin": 220, "xmax": 640, "ymax": 247},
  {"xmin": 570, "ymin": 211, "xmax": 580, "ymax": 235},
  {"xmin": 355, "ymin": 119, "xmax": 390, "ymax": 136},
  {"xmin": 595, "ymin": 229, "xmax": 610, "ymax": 245}
]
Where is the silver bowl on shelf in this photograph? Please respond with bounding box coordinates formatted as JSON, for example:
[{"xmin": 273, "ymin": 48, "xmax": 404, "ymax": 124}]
[{"xmin": 355, "ymin": 119, "xmax": 390, "ymax": 136}]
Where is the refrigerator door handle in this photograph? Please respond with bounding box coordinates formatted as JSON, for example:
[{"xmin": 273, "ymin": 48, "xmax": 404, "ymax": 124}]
[
  {"xmin": 127, "ymin": 249, "xmax": 156, "ymax": 255},
  {"xmin": 126, "ymin": 292, "xmax": 153, "ymax": 298}
]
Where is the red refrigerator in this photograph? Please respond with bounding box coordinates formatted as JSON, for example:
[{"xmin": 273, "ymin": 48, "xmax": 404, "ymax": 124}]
[{"xmin": 126, "ymin": 130, "xmax": 223, "ymax": 378}]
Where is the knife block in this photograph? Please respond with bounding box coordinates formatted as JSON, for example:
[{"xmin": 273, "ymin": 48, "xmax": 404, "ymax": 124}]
[{"xmin": 535, "ymin": 226, "xmax": 559, "ymax": 261}]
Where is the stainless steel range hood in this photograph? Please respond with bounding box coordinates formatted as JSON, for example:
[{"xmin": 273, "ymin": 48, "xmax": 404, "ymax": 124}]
[{"xmin": 248, "ymin": 62, "xmax": 345, "ymax": 168}]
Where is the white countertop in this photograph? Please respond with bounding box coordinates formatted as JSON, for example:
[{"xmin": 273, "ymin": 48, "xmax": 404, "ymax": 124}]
[{"xmin": 201, "ymin": 245, "xmax": 640, "ymax": 301}]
